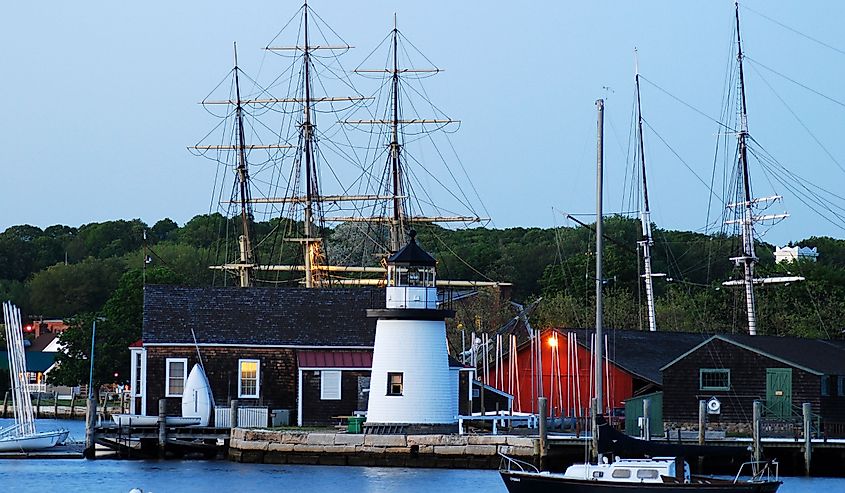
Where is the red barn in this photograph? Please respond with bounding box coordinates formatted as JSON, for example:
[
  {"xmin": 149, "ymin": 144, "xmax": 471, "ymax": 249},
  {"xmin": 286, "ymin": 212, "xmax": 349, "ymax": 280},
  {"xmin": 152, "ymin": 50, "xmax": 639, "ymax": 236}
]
[{"xmin": 480, "ymin": 328, "xmax": 706, "ymax": 417}]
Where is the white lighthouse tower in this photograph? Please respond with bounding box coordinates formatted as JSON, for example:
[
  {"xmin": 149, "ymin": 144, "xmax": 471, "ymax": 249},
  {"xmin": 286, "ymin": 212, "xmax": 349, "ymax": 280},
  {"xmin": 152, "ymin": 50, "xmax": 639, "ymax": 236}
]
[{"xmin": 365, "ymin": 230, "xmax": 457, "ymax": 431}]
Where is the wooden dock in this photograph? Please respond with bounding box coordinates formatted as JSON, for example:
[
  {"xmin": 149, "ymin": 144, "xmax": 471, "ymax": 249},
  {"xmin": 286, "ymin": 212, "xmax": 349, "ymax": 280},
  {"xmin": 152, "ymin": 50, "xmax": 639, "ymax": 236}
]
[{"xmin": 93, "ymin": 423, "xmax": 230, "ymax": 459}]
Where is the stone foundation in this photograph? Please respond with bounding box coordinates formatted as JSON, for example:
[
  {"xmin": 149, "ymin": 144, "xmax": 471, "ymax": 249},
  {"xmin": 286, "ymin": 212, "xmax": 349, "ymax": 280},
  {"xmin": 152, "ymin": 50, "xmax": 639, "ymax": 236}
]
[{"xmin": 228, "ymin": 428, "xmax": 538, "ymax": 468}]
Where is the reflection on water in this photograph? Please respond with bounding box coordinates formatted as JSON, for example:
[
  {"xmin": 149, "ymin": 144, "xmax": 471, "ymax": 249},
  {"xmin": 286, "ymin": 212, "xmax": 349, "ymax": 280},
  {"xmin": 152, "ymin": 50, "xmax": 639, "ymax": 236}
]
[{"xmin": 0, "ymin": 420, "xmax": 840, "ymax": 493}]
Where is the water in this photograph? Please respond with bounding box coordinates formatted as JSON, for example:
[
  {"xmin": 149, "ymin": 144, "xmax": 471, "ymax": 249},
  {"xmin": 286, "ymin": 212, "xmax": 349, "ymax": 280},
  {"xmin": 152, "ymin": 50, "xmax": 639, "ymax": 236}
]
[{"xmin": 0, "ymin": 420, "xmax": 840, "ymax": 493}]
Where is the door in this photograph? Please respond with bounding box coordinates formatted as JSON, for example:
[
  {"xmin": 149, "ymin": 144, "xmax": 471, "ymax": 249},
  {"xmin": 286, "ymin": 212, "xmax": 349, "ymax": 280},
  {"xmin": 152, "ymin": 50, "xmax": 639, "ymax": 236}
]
[{"xmin": 766, "ymin": 368, "xmax": 792, "ymax": 418}]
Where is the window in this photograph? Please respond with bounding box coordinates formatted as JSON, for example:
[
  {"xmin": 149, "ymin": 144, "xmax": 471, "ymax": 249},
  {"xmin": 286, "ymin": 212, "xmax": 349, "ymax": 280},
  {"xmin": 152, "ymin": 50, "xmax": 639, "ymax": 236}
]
[
  {"xmin": 321, "ymin": 370, "xmax": 342, "ymax": 400},
  {"xmin": 822, "ymin": 375, "xmax": 830, "ymax": 397},
  {"xmin": 238, "ymin": 359, "xmax": 260, "ymax": 399},
  {"xmin": 636, "ymin": 469, "xmax": 659, "ymax": 479},
  {"xmin": 165, "ymin": 358, "xmax": 187, "ymax": 397},
  {"xmin": 133, "ymin": 351, "xmax": 144, "ymax": 397},
  {"xmin": 387, "ymin": 372, "xmax": 403, "ymax": 396},
  {"xmin": 592, "ymin": 471, "xmax": 604, "ymax": 479},
  {"xmin": 700, "ymin": 369, "xmax": 730, "ymax": 391},
  {"xmin": 611, "ymin": 469, "xmax": 631, "ymax": 479}
]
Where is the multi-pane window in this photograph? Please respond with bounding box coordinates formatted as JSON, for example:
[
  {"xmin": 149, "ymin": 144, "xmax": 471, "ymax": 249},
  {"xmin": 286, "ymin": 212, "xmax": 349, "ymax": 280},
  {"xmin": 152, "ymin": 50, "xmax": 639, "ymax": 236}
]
[
  {"xmin": 321, "ymin": 371, "xmax": 342, "ymax": 400},
  {"xmin": 700, "ymin": 369, "xmax": 730, "ymax": 391},
  {"xmin": 165, "ymin": 358, "xmax": 187, "ymax": 397},
  {"xmin": 387, "ymin": 372, "xmax": 403, "ymax": 396},
  {"xmin": 238, "ymin": 359, "xmax": 260, "ymax": 398}
]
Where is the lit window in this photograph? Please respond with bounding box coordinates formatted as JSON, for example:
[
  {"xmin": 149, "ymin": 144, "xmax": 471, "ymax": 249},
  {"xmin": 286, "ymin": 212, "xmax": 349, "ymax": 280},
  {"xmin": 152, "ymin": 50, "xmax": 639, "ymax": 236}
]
[
  {"xmin": 700, "ymin": 369, "xmax": 730, "ymax": 391},
  {"xmin": 637, "ymin": 469, "xmax": 659, "ymax": 479},
  {"xmin": 321, "ymin": 370, "xmax": 342, "ymax": 400},
  {"xmin": 238, "ymin": 359, "xmax": 260, "ymax": 398},
  {"xmin": 165, "ymin": 358, "xmax": 187, "ymax": 397},
  {"xmin": 611, "ymin": 469, "xmax": 631, "ymax": 479},
  {"xmin": 387, "ymin": 372, "xmax": 403, "ymax": 396}
]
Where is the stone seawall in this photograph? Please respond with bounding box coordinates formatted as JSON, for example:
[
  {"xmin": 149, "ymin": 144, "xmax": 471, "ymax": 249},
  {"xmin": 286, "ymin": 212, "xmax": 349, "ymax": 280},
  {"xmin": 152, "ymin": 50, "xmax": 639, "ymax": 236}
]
[{"xmin": 228, "ymin": 429, "xmax": 538, "ymax": 469}]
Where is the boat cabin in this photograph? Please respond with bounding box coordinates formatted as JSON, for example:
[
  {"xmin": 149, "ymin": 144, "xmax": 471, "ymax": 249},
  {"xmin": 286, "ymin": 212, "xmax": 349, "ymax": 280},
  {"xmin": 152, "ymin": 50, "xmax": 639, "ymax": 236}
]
[{"xmin": 563, "ymin": 457, "xmax": 690, "ymax": 483}]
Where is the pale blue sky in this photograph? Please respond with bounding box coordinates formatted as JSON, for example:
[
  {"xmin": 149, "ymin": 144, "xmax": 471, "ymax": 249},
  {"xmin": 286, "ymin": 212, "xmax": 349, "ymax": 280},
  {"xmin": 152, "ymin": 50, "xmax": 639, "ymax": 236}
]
[{"xmin": 2, "ymin": 1, "xmax": 844, "ymax": 246}]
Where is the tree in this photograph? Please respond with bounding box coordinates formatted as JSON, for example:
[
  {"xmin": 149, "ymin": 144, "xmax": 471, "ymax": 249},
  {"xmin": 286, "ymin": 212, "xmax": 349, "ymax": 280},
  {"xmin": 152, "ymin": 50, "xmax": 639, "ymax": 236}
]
[
  {"xmin": 48, "ymin": 266, "xmax": 183, "ymax": 391},
  {"xmin": 27, "ymin": 258, "xmax": 124, "ymax": 318}
]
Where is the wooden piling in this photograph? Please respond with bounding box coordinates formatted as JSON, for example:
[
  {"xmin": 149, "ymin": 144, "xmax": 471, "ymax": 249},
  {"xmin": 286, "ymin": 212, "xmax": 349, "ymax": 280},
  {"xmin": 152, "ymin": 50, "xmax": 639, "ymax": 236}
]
[
  {"xmin": 698, "ymin": 400, "xmax": 706, "ymax": 446},
  {"xmin": 70, "ymin": 395, "xmax": 76, "ymax": 418},
  {"xmin": 35, "ymin": 392, "xmax": 42, "ymax": 419},
  {"xmin": 538, "ymin": 397, "xmax": 548, "ymax": 470},
  {"xmin": 230, "ymin": 399, "xmax": 239, "ymax": 429},
  {"xmin": 642, "ymin": 398, "xmax": 651, "ymax": 441},
  {"xmin": 803, "ymin": 402, "xmax": 812, "ymax": 475},
  {"xmin": 158, "ymin": 398, "xmax": 167, "ymax": 458},
  {"xmin": 84, "ymin": 397, "xmax": 97, "ymax": 459},
  {"xmin": 53, "ymin": 392, "xmax": 59, "ymax": 418}
]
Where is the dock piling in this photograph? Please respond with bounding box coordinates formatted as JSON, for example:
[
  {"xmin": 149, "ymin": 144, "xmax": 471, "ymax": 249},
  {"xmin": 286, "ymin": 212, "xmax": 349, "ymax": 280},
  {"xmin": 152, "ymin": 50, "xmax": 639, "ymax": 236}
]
[
  {"xmin": 230, "ymin": 399, "xmax": 239, "ymax": 429},
  {"xmin": 84, "ymin": 397, "xmax": 97, "ymax": 459},
  {"xmin": 803, "ymin": 402, "xmax": 812, "ymax": 475},
  {"xmin": 698, "ymin": 400, "xmax": 706, "ymax": 446},
  {"xmin": 53, "ymin": 392, "xmax": 59, "ymax": 418},
  {"xmin": 642, "ymin": 398, "xmax": 651, "ymax": 441},
  {"xmin": 538, "ymin": 397, "xmax": 548, "ymax": 470},
  {"xmin": 70, "ymin": 395, "xmax": 76, "ymax": 418},
  {"xmin": 35, "ymin": 392, "xmax": 42, "ymax": 419},
  {"xmin": 752, "ymin": 400, "xmax": 762, "ymax": 465},
  {"xmin": 158, "ymin": 398, "xmax": 167, "ymax": 458}
]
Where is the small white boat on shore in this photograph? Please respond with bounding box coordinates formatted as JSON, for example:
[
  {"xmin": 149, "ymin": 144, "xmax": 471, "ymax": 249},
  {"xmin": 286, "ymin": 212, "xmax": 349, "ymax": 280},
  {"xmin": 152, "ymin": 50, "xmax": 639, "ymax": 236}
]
[{"xmin": 181, "ymin": 364, "xmax": 214, "ymax": 427}]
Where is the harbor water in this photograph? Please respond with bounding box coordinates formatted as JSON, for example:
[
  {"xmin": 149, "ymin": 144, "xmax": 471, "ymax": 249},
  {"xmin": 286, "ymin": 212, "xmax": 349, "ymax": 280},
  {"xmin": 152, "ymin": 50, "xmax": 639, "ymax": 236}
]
[{"xmin": 0, "ymin": 420, "xmax": 842, "ymax": 493}]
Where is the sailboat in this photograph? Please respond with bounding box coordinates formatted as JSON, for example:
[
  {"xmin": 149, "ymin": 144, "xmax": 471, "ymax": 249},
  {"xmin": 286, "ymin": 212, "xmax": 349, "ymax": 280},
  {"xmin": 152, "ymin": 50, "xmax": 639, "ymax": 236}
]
[
  {"xmin": 0, "ymin": 301, "xmax": 68, "ymax": 452},
  {"xmin": 191, "ymin": 2, "xmax": 498, "ymax": 291},
  {"xmin": 499, "ymin": 77, "xmax": 782, "ymax": 493}
]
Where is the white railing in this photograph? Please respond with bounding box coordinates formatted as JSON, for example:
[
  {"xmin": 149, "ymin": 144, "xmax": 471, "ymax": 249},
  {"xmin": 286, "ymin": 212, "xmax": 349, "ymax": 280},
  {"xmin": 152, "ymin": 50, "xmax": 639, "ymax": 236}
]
[
  {"xmin": 457, "ymin": 413, "xmax": 538, "ymax": 435},
  {"xmin": 26, "ymin": 383, "xmax": 47, "ymax": 394},
  {"xmin": 214, "ymin": 406, "xmax": 269, "ymax": 428}
]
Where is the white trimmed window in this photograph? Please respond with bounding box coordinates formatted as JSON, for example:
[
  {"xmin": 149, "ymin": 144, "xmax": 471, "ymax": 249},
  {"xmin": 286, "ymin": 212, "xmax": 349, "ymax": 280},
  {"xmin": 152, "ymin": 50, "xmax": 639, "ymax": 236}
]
[
  {"xmin": 320, "ymin": 370, "xmax": 342, "ymax": 400},
  {"xmin": 238, "ymin": 359, "xmax": 260, "ymax": 398},
  {"xmin": 165, "ymin": 358, "xmax": 187, "ymax": 397},
  {"xmin": 132, "ymin": 350, "xmax": 145, "ymax": 397}
]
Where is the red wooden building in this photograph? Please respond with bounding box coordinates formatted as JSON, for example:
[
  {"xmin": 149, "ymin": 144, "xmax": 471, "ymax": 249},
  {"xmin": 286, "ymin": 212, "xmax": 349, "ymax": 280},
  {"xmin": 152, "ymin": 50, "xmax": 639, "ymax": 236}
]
[{"xmin": 481, "ymin": 328, "xmax": 706, "ymax": 417}]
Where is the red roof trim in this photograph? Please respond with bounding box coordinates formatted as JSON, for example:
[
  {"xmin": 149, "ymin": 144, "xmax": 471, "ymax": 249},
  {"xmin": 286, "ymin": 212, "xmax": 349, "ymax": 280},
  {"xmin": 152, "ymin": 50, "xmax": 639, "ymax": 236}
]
[{"xmin": 296, "ymin": 350, "xmax": 373, "ymax": 369}]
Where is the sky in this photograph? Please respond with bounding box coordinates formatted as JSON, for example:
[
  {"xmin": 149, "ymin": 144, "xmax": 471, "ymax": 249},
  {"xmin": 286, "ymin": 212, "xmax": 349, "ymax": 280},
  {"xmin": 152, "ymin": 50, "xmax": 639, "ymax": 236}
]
[{"xmin": 2, "ymin": 1, "xmax": 845, "ymax": 246}]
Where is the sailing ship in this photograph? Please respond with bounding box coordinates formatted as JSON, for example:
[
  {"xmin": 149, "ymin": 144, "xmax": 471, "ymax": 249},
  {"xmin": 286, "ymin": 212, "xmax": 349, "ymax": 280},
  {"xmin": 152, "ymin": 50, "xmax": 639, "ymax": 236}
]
[
  {"xmin": 0, "ymin": 301, "xmax": 68, "ymax": 452},
  {"xmin": 499, "ymin": 5, "xmax": 785, "ymax": 486},
  {"xmin": 191, "ymin": 2, "xmax": 496, "ymax": 291}
]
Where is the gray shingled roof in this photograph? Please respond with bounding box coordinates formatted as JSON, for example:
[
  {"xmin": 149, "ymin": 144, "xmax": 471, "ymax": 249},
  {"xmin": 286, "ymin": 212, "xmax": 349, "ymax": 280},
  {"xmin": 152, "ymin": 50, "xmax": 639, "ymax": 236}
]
[
  {"xmin": 575, "ymin": 329, "xmax": 708, "ymax": 385},
  {"xmin": 662, "ymin": 333, "xmax": 845, "ymax": 376},
  {"xmin": 143, "ymin": 285, "xmax": 385, "ymax": 347}
]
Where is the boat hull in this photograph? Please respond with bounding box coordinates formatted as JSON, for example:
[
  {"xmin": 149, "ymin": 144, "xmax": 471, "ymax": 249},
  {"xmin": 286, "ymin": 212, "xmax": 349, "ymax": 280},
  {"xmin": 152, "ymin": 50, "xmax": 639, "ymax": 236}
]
[
  {"xmin": 0, "ymin": 429, "xmax": 68, "ymax": 452},
  {"xmin": 181, "ymin": 364, "xmax": 214, "ymax": 427},
  {"xmin": 112, "ymin": 415, "xmax": 201, "ymax": 427},
  {"xmin": 499, "ymin": 471, "xmax": 781, "ymax": 493}
]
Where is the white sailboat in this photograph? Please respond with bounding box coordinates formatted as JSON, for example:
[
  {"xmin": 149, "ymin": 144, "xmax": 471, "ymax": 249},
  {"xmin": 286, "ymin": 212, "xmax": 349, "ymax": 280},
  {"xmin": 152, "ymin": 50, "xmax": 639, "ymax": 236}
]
[{"xmin": 0, "ymin": 301, "xmax": 68, "ymax": 452}]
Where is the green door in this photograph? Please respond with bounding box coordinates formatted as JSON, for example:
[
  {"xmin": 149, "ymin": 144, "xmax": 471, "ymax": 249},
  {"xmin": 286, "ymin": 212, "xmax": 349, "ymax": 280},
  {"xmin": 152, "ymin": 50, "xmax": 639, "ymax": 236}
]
[{"xmin": 766, "ymin": 368, "xmax": 792, "ymax": 418}]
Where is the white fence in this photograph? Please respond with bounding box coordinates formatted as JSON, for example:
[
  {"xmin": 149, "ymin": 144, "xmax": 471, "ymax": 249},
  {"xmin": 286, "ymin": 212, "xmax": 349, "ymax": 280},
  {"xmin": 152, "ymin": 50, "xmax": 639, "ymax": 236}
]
[{"xmin": 214, "ymin": 406, "xmax": 269, "ymax": 428}]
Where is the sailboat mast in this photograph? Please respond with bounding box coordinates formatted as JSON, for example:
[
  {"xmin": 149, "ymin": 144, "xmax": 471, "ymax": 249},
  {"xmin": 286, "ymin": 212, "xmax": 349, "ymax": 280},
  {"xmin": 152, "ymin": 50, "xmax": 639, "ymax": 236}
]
[
  {"xmin": 634, "ymin": 57, "xmax": 657, "ymax": 332},
  {"xmin": 735, "ymin": 2, "xmax": 758, "ymax": 335},
  {"xmin": 389, "ymin": 15, "xmax": 404, "ymax": 253},
  {"xmin": 594, "ymin": 98, "xmax": 605, "ymax": 415},
  {"xmin": 302, "ymin": 1, "xmax": 317, "ymax": 288},
  {"xmin": 233, "ymin": 44, "xmax": 254, "ymax": 288}
]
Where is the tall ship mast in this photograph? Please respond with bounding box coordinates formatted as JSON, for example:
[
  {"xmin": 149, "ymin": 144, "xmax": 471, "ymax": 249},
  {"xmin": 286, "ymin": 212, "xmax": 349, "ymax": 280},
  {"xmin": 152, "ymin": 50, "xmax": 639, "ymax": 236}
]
[
  {"xmin": 192, "ymin": 3, "xmax": 495, "ymax": 289},
  {"xmin": 633, "ymin": 52, "xmax": 662, "ymax": 332},
  {"xmin": 721, "ymin": 2, "xmax": 802, "ymax": 335}
]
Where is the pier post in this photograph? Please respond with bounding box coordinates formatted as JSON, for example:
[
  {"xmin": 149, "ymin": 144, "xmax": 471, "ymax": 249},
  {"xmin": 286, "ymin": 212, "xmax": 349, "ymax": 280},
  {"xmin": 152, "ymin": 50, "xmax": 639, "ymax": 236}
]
[
  {"xmin": 84, "ymin": 397, "xmax": 97, "ymax": 459},
  {"xmin": 35, "ymin": 391, "xmax": 42, "ymax": 419},
  {"xmin": 1, "ymin": 391, "xmax": 7, "ymax": 418},
  {"xmin": 752, "ymin": 400, "xmax": 762, "ymax": 465},
  {"xmin": 538, "ymin": 397, "xmax": 548, "ymax": 469},
  {"xmin": 158, "ymin": 398, "xmax": 167, "ymax": 459},
  {"xmin": 70, "ymin": 395, "xmax": 76, "ymax": 418},
  {"xmin": 803, "ymin": 402, "xmax": 812, "ymax": 475},
  {"xmin": 230, "ymin": 399, "xmax": 239, "ymax": 429},
  {"xmin": 54, "ymin": 392, "xmax": 59, "ymax": 418},
  {"xmin": 642, "ymin": 398, "xmax": 651, "ymax": 441},
  {"xmin": 698, "ymin": 400, "xmax": 706, "ymax": 446}
]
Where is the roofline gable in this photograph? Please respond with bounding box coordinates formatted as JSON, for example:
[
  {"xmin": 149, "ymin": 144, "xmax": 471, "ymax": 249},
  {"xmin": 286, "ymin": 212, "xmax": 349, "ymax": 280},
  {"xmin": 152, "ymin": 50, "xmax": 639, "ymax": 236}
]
[{"xmin": 659, "ymin": 334, "xmax": 824, "ymax": 375}]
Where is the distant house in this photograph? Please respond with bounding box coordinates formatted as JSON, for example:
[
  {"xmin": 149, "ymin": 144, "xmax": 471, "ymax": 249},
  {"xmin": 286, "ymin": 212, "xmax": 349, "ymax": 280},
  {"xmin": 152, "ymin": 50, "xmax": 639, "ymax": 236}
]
[
  {"xmin": 137, "ymin": 285, "xmax": 477, "ymax": 427},
  {"xmin": 0, "ymin": 350, "xmax": 57, "ymax": 394},
  {"xmin": 774, "ymin": 245, "xmax": 819, "ymax": 263},
  {"xmin": 661, "ymin": 334, "xmax": 845, "ymax": 434}
]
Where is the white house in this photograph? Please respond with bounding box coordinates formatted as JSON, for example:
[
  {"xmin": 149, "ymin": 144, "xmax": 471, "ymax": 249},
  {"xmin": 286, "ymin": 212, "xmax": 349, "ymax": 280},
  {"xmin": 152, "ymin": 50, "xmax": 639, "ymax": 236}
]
[{"xmin": 774, "ymin": 246, "xmax": 819, "ymax": 264}]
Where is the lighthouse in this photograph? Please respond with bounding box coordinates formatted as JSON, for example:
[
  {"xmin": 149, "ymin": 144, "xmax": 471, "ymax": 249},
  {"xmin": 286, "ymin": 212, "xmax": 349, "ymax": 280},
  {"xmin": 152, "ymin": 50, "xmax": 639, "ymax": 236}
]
[{"xmin": 365, "ymin": 230, "xmax": 457, "ymax": 431}]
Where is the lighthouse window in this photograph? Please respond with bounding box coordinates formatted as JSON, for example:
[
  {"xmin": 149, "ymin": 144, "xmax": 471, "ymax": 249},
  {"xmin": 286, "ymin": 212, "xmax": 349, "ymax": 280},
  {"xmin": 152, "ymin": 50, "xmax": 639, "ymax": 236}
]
[
  {"xmin": 238, "ymin": 359, "xmax": 260, "ymax": 399},
  {"xmin": 387, "ymin": 372, "xmax": 404, "ymax": 396}
]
